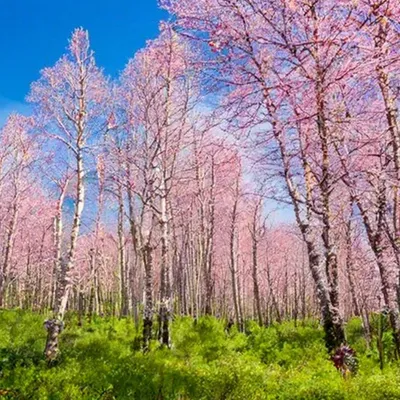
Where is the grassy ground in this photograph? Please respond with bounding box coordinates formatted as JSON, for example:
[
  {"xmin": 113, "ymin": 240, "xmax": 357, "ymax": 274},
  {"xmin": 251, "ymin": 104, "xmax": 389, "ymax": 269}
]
[{"xmin": 0, "ymin": 310, "xmax": 400, "ymax": 399}]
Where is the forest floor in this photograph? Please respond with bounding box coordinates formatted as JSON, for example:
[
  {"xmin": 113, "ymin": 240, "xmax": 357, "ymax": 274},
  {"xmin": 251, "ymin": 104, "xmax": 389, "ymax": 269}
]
[{"xmin": 0, "ymin": 310, "xmax": 399, "ymax": 399}]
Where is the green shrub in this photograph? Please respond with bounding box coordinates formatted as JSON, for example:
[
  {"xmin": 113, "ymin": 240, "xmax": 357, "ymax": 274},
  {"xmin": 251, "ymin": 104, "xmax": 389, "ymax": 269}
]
[{"xmin": 0, "ymin": 310, "xmax": 398, "ymax": 399}]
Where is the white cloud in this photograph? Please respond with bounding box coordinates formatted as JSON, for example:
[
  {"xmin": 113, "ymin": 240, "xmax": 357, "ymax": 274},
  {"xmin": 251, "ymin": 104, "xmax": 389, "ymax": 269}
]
[{"xmin": 0, "ymin": 96, "xmax": 31, "ymax": 128}]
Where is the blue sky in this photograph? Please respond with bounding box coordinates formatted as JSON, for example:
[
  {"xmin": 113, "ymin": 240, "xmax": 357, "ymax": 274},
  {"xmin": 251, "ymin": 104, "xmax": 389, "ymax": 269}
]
[{"xmin": 0, "ymin": 0, "xmax": 168, "ymax": 124}]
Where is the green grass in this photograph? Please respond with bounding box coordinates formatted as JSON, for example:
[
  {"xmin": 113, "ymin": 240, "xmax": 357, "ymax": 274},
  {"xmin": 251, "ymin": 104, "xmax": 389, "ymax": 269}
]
[{"xmin": 0, "ymin": 310, "xmax": 400, "ymax": 399}]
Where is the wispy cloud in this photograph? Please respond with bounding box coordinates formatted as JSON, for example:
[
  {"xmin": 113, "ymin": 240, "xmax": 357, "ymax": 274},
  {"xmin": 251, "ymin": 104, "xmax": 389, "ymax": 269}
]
[{"xmin": 0, "ymin": 96, "xmax": 31, "ymax": 128}]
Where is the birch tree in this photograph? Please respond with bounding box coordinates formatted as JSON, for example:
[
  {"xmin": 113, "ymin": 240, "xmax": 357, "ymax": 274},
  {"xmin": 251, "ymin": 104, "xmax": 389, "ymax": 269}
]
[{"xmin": 28, "ymin": 28, "xmax": 108, "ymax": 361}]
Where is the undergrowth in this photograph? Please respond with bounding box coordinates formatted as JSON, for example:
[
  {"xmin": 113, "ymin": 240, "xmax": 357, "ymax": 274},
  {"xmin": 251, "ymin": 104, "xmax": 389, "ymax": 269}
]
[{"xmin": 0, "ymin": 310, "xmax": 399, "ymax": 399}]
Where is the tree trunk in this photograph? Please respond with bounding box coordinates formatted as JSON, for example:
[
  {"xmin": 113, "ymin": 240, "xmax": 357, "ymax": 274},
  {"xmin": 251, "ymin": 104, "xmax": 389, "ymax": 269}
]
[
  {"xmin": 117, "ymin": 180, "xmax": 128, "ymax": 317},
  {"xmin": 205, "ymin": 157, "xmax": 216, "ymax": 315},
  {"xmin": 142, "ymin": 243, "xmax": 154, "ymax": 351},
  {"xmin": 51, "ymin": 179, "xmax": 69, "ymax": 311},
  {"xmin": 0, "ymin": 183, "xmax": 20, "ymax": 307},
  {"xmin": 345, "ymin": 212, "xmax": 360, "ymax": 317},
  {"xmin": 251, "ymin": 225, "xmax": 262, "ymax": 327},
  {"xmin": 158, "ymin": 181, "xmax": 171, "ymax": 346},
  {"xmin": 44, "ymin": 148, "xmax": 85, "ymax": 362},
  {"xmin": 229, "ymin": 177, "xmax": 243, "ymax": 332},
  {"xmin": 261, "ymin": 76, "xmax": 345, "ymax": 350}
]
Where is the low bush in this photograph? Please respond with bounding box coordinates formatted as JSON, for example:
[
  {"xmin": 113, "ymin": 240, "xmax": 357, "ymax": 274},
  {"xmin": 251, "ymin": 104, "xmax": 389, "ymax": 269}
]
[{"xmin": 0, "ymin": 310, "xmax": 399, "ymax": 399}]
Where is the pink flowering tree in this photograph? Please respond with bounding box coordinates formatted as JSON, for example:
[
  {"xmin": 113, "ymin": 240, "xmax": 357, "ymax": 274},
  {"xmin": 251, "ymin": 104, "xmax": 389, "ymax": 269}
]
[{"xmin": 28, "ymin": 28, "xmax": 109, "ymax": 361}]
